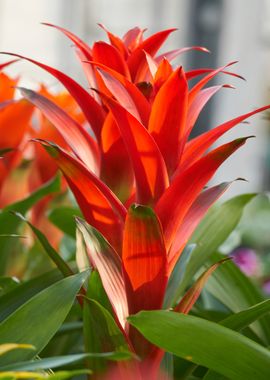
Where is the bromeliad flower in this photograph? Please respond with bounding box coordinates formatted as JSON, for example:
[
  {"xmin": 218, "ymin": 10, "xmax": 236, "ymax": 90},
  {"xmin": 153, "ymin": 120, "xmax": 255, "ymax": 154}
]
[{"xmin": 3, "ymin": 24, "xmax": 270, "ymax": 376}]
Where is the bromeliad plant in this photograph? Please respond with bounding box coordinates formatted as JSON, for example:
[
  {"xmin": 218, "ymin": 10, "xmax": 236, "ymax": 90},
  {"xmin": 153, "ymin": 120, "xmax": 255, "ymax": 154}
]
[{"xmin": 1, "ymin": 24, "xmax": 270, "ymax": 379}]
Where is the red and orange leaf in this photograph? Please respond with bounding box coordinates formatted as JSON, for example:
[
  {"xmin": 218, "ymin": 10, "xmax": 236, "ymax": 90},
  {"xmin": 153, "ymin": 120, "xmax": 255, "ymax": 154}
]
[
  {"xmin": 95, "ymin": 66, "xmax": 150, "ymax": 125},
  {"xmin": 100, "ymin": 112, "xmax": 134, "ymax": 203},
  {"xmin": 20, "ymin": 87, "xmax": 100, "ymax": 174},
  {"xmin": 127, "ymin": 28, "xmax": 176, "ymax": 81},
  {"xmin": 174, "ymin": 258, "xmax": 230, "ymax": 313},
  {"xmin": 38, "ymin": 140, "xmax": 126, "ymax": 252},
  {"xmin": 76, "ymin": 217, "xmax": 128, "ymax": 331},
  {"xmin": 92, "ymin": 41, "xmax": 131, "ymax": 79},
  {"xmin": 104, "ymin": 96, "xmax": 169, "ymax": 205},
  {"xmin": 149, "ymin": 67, "xmax": 188, "ymax": 175},
  {"xmin": 168, "ymin": 182, "xmax": 232, "ymax": 270},
  {"xmin": 180, "ymin": 104, "xmax": 270, "ymax": 172},
  {"xmin": 122, "ymin": 205, "xmax": 168, "ymax": 356},
  {"xmin": 122, "ymin": 27, "xmax": 145, "ymax": 52},
  {"xmin": 153, "ymin": 58, "xmax": 173, "ymax": 92},
  {"xmin": 156, "ymin": 137, "xmax": 251, "ymax": 255},
  {"xmin": 2, "ymin": 53, "xmax": 105, "ymax": 142}
]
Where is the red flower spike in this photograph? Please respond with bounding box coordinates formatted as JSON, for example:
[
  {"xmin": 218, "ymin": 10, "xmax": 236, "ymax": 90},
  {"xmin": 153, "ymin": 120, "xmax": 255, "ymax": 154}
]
[
  {"xmin": 122, "ymin": 27, "xmax": 145, "ymax": 52},
  {"xmin": 127, "ymin": 28, "xmax": 177, "ymax": 81},
  {"xmin": 156, "ymin": 136, "xmax": 252, "ymax": 261},
  {"xmin": 98, "ymin": 23, "xmax": 128, "ymax": 58},
  {"xmin": 1, "ymin": 53, "xmax": 105, "ymax": 142},
  {"xmin": 38, "ymin": 140, "xmax": 126, "ymax": 252},
  {"xmin": 180, "ymin": 104, "xmax": 270, "ymax": 172},
  {"xmin": 168, "ymin": 182, "xmax": 232, "ymax": 269},
  {"xmin": 76, "ymin": 217, "xmax": 129, "ymax": 332},
  {"xmin": 0, "ymin": 100, "xmax": 33, "ymax": 149},
  {"xmin": 104, "ymin": 95, "xmax": 169, "ymax": 205},
  {"xmin": 92, "ymin": 41, "xmax": 131, "ymax": 79},
  {"xmin": 122, "ymin": 204, "xmax": 168, "ymax": 356},
  {"xmin": 149, "ymin": 67, "xmax": 188, "ymax": 175},
  {"xmin": 20, "ymin": 87, "xmax": 100, "ymax": 174},
  {"xmin": 174, "ymin": 258, "xmax": 230, "ymax": 313},
  {"xmin": 95, "ymin": 66, "xmax": 150, "ymax": 125}
]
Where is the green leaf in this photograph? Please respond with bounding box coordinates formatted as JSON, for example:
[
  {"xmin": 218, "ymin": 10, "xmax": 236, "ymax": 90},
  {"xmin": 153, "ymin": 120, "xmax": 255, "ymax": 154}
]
[
  {"xmin": 128, "ymin": 311, "xmax": 270, "ymax": 380},
  {"xmin": 177, "ymin": 194, "xmax": 256, "ymax": 295},
  {"xmin": 0, "ymin": 269, "xmax": 64, "ymax": 323},
  {"xmin": 0, "ymin": 344, "xmax": 34, "ymax": 357},
  {"xmin": 0, "ymin": 351, "xmax": 131, "ymax": 371},
  {"xmin": 0, "ymin": 277, "xmax": 19, "ymax": 296},
  {"xmin": 49, "ymin": 206, "xmax": 82, "ymax": 238},
  {"xmin": 83, "ymin": 297, "xmax": 130, "ymax": 373},
  {"xmin": 0, "ymin": 175, "xmax": 61, "ymax": 275},
  {"xmin": 163, "ymin": 244, "xmax": 196, "ymax": 308},
  {"xmin": 0, "ymin": 271, "xmax": 88, "ymax": 366},
  {"xmin": 206, "ymin": 253, "xmax": 270, "ymax": 344},
  {"xmin": 13, "ymin": 212, "xmax": 74, "ymax": 278}
]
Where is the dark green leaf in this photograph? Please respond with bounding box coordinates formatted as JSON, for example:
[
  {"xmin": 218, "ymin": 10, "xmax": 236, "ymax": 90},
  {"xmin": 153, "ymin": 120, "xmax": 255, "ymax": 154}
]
[
  {"xmin": 128, "ymin": 311, "xmax": 270, "ymax": 380},
  {"xmin": 0, "ymin": 271, "xmax": 88, "ymax": 366}
]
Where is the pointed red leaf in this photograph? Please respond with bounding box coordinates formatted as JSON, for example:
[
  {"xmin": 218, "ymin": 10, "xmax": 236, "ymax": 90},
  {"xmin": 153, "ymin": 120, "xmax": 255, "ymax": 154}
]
[
  {"xmin": 20, "ymin": 87, "xmax": 100, "ymax": 174},
  {"xmin": 174, "ymin": 258, "xmax": 230, "ymax": 313},
  {"xmin": 76, "ymin": 217, "xmax": 128, "ymax": 331},
  {"xmin": 104, "ymin": 96, "xmax": 169, "ymax": 205},
  {"xmin": 127, "ymin": 28, "xmax": 177, "ymax": 81},
  {"xmin": 180, "ymin": 104, "xmax": 270, "ymax": 172},
  {"xmin": 186, "ymin": 67, "xmax": 245, "ymax": 81},
  {"xmin": 186, "ymin": 84, "xmax": 233, "ymax": 138},
  {"xmin": 122, "ymin": 204, "xmax": 168, "ymax": 356},
  {"xmin": 153, "ymin": 58, "xmax": 173, "ymax": 91},
  {"xmin": 1, "ymin": 53, "xmax": 105, "ymax": 141},
  {"xmin": 98, "ymin": 23, "xmax": 128, "ymax": 58},
  {"xmin": 100, "ymin": 112, "xmax": 134, "ymax": 203},
  {"xmin": 168, "ymin": 182, "xmax": 232, "ymax": 270},
  {"xmin": 123, "ymin": 27, "xmax": 145, "ymax": 51},
  {"xmin": 0, "ymin": 59, "xmax": 19, "ymax": 71},
  {"xmin": 93, "ymin": 41, "xmax": 131, "ymax": 79},
  {"xmin": 156, "ymin": 137, "xmax": 251, "ymax": 255},
  {"xmin": 149, "ymin": 67, "xmax": 188, "ymax": 175},
  {"xmin": 95, "ymin": 66, "xmax": 150, "ymax": 125},
  {"xmin": 42, "ymin": 22, "xmax": 93, "ymax": 60},
  {"xmin": 38, "ymin": 140, "xmax": 126, "ymax": 252},
  {"xmin": 155, "ymin": 46, "xmax": 210, "ymax": 63},
  {"xmin": 188, "ymin": 61, "xmax": 238, "ymax": 105}
]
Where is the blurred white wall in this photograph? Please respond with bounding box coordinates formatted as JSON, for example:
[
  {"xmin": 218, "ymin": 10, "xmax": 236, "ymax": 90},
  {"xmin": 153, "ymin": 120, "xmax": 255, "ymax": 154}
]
[{"xmin": 0, "ymin": 0, "xmax": 269, "ymax": 196}]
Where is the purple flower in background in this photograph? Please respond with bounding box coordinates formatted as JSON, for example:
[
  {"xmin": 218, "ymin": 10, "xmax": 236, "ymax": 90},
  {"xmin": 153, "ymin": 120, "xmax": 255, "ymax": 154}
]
[
  {"xmin": 263, "ymin": 279, "xmax": 270, "ymax": 295},
  {"xmin": 231, "ymin": 247, "xmax": 260, "ymax": 277}
]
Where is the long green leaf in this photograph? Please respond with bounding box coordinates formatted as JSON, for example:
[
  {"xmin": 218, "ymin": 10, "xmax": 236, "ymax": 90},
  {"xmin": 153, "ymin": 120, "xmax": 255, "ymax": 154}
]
[
  {"xmin": 128, "ymin": 311, "xmax": 270, "ymax": 380},
  {"xmin": 13, "ymin": 212, "xmax": 74, "ymax": 277},
  {"xmin": 177, "ymin": 194, "xmax": 256, "ymax": 295},
  {"xmin": 0, "ymin": 269, "xmax": 64, "ymax": 322},
  {"xmin": 49, "ymin": 206, "xmax": 82, "ymax": 238},
  {"xmin": 0, "ymin": 175, "xmax": 61, "ymax": 274},
  {"xmin": 0, "ymin": 271, "xmax": 88, "ymax": 365},
  {"xmin": 0, "ymin": 351, "xmax": 131, "ymax": 371},
  {"xmin": 206, "ymin": 252, "xmax": 270, "ymax": 344}
]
